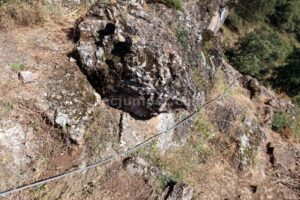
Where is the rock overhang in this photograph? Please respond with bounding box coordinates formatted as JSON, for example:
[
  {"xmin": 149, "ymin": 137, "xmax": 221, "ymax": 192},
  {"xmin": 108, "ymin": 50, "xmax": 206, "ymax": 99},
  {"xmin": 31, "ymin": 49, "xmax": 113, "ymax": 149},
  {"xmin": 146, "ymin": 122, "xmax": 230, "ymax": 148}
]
[{"xmin": 76, "ymin": 2, "xmax": 203, "ymax": 119}]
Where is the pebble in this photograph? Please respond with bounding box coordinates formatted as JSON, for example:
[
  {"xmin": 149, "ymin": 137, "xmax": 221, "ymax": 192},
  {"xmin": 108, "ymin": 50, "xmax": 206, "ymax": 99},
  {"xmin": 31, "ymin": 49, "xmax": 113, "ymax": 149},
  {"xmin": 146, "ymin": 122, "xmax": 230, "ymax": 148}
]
[
  {"xmin": 69, "ymin": 57, "xmax": 77, "ymax": 62},
  {"xmin": 18, "ymin": 71, "xmax": 37, "ymax": 84}
]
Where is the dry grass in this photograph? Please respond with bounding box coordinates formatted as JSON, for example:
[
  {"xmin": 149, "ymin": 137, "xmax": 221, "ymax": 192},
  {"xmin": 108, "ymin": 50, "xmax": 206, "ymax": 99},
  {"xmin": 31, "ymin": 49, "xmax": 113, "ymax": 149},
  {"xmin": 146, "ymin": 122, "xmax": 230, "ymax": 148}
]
[
  {"xmin": 155, "ymin": 111, "xmax": 214, "ymax": 182},
  {"xmin": 0, "ymin": 0, "xmax": 88, "ymax": 30},
  {"xmin": 84, "ymin": 106, "xmax": 119, "ymax": 161},
  {"xmin": 209, "ymin": 69, "xmax": 233, "ymax": 100},
  {"xmin": 291, "ymin": 108, "xmax": 300, "ymax": 141},
  {"xmin": 0, "ymin": 1, "xmax": 43, "ymax": 29}
]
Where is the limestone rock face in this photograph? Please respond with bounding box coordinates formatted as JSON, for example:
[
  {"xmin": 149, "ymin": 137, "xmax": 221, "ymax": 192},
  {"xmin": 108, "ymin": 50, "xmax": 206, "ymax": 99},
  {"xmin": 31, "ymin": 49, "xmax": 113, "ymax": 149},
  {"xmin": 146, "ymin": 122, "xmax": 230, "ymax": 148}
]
[{"xmin": 77, "ymin": 1, "xmax": 202, "ymax": 118}]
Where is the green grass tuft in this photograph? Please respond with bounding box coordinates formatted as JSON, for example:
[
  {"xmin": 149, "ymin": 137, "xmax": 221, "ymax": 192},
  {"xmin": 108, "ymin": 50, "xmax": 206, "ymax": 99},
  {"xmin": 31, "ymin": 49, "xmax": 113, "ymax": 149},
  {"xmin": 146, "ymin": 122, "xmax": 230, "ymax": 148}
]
[
  {"xmin": 272, "ymin": 111, "xmax": 293, "ymax": 132},
  {"xmin": 176, "ymin": 29, "xmax": 188, "ymax": 47},
  {"xmin": 161, "ymin": 0, "xmax": 183, "ymax": 10},
  {"xmin": 9, "ymin": 63, "xmax": 24, "ymax": 71}
]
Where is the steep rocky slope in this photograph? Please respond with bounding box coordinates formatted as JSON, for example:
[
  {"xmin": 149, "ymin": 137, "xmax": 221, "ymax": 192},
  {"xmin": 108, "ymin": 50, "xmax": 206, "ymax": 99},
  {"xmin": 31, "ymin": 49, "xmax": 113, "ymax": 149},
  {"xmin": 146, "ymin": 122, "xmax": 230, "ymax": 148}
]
[{"xmin": 0, "ymin": 0, "xmax": 299, "ymax": 199}]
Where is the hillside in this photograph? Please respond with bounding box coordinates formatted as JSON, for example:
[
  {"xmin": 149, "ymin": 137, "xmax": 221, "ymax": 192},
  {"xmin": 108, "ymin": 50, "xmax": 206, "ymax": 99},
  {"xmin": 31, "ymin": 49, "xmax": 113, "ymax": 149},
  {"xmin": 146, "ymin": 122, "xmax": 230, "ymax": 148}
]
[{"xmin": 0, "ymin": 0, "xmax": 299, "ymax": 199}]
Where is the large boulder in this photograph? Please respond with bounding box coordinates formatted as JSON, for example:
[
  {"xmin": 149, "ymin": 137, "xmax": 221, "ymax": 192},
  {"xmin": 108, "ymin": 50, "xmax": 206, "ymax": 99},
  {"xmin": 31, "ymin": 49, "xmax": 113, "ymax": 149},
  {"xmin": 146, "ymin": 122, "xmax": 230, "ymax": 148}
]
[{"xmin": 76, "ymin": 1, "xmax": 202, "ymax": 118}]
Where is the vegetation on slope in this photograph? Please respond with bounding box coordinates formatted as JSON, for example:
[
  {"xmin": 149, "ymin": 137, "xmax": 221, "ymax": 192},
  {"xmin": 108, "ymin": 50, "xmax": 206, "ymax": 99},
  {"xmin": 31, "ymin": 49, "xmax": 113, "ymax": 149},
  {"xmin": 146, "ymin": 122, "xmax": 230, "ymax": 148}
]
[
  {"xmin": 224, "ymin": 0, "xmax": 300, "ymax": 106},
  {"xmin": 161, "ymin": 0, "xmax": 183, "ymax": 10}
]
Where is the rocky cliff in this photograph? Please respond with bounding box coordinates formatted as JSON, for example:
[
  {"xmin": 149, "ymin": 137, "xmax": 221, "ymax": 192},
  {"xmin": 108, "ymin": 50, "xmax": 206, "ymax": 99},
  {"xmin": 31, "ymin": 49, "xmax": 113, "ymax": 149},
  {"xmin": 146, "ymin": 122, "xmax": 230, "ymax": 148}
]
[
  {"xmin": 75, "ymin": 0, "xmax": 235, "ymax": 118},
  {"xmin": 0, "ymin": 0, "xmax": 299, "ymax": 200}
]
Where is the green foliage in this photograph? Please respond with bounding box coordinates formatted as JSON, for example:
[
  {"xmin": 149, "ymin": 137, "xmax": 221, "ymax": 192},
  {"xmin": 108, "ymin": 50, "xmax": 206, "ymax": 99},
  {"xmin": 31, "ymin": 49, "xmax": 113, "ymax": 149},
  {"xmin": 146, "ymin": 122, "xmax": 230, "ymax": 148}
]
[
  {"xmin": 159, "ymin": 174, "xmax": 177, "ymax": 188},
  {"xmin": 272, "ymin": 111, "xmax": 293, "ymax": 132},
  {"xmin": 226, "ymin": 27, "xmax": 291, "ymax": 80},
  {"xmin": 235, "ymin": 0, "xmax": 277, "ymax": 21},
  {"xmin": 292, "ymin": 94, "xmax": 300, "ymax": 107},
  {"xmin": 225, "ymin": 12, "xmax": 245, "ymax": 32},
  {"xmin": 270, "ymin": 0, "xmax": 300, "ymax": 36},
  {"xmin": 161, "ymin": 0, "xmax": 182, "ymax": 10},
  {"xmin": 33, "ymin": 184, "xmax": 48, "ymax": 200},
  {"xmin": 225, "ymin": 0, "xmax": 299, "ymax": 104},
  {"xmin": 176, "ymin": 29, "xmax": 188, "ymax": 47},
  {"xmin": 9, "ymin": 63, "xmax": 24, "ymax": 71},
  {"xmin": 232, "ymin": 0, "xmax": 300, "ymax": 39},
  {"xmin": 272, "ymin": 48, "xmax": 300, "ymax": 99}
]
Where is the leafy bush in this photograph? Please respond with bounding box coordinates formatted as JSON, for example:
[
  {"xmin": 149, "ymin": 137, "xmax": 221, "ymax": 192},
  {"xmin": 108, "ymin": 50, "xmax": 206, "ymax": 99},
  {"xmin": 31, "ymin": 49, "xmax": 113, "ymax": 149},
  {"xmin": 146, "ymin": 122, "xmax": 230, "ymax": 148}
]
[
  {"xmin": 159, "ymin": 174, "xmax": 177, "ymax": 188},
  {"xmin": 233, "ymin": 0, "xmax": 300, "ymax": 39},
  {"xmin": 225, "ymin": 12, "xmax": 244, "ymax": 32},
  {"xmin": 269, "ymin": 0, "xmax": 300, "ymax": 35},
  {"xmin": 226, "ymin": 27, "xmax": 291, "ymax": 80},
  {"xmin": 272, "ymin": 111, "xmax": 293, "ymax": 132},
  {"xmin": 272, "ymin": 48, "xmax": 300, "ymax": 99}
]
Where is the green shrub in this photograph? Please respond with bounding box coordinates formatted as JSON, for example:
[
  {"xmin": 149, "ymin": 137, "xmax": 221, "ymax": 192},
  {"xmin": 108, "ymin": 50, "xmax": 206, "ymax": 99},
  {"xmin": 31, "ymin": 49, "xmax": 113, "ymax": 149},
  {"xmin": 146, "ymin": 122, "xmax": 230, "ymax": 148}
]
[
  {"xmin": 225, "ymin": 12, "xmax": 244, "ymax": 32},
  {"xmin": 272, "ymin": 111, "xmax": 293, "ymax": 132},
  {"xmin": 226, "ymin": 27, "xmax": 291, "ymax": 80},
  {"xmin": 235, "ymin": 0, "xmax": 277, "ymax": 22},
  {"xmin": 269, "ymin": 0, "xmax": 300, "ymax": 35},
  {"xmin": 176, "ymin": 29, "xmax": 188, "ymax": 47},
  {"xmin": 159, "ymin": 174, "xmax": 177, "ymax": 188},
  {"xmin": 233, "ymin": 0, "xmax": 300, "ymax": 38},
  {"xmin": 161, "ymin": 0, "xmax": 182, "ymax": 10},
  {"xmin": 272, "ymin": 48, "xmax": 300, "ymax": 98}
]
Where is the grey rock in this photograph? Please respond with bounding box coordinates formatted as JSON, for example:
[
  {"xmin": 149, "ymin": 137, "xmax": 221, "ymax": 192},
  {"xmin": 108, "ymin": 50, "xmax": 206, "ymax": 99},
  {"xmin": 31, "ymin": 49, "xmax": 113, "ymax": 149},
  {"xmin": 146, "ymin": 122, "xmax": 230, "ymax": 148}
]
[
  {"xmin": 18, "ymin": 71, "xmax": 37, "ymax": 84},
  {"xmin": 54, "ymin": 112, "xmax": 70, "ymax": 129},
  {"xmin": 0, "ymin": 120, "xmax": 33, "ymax": 190},
  {"xmin": 242, "ymin": 75, "xmax": 262, "ymax": 98},
  {"xmin": 76, "ymin": 2, "xmax": 202, "ymax": 118},
  {"xmin": 124, "ymin": 157, "xmax": 161, "ymax": 187},
  {"xmin": 207, "ymin": 7, "xmax": 229, "ymax": 34},
  {"xmin": 160, "ymin": 183, "xmax": 193, "ymax": 200},
  {"xmin": 119, "ymin": 112, "xmax": 175, "ymax": 150}
]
